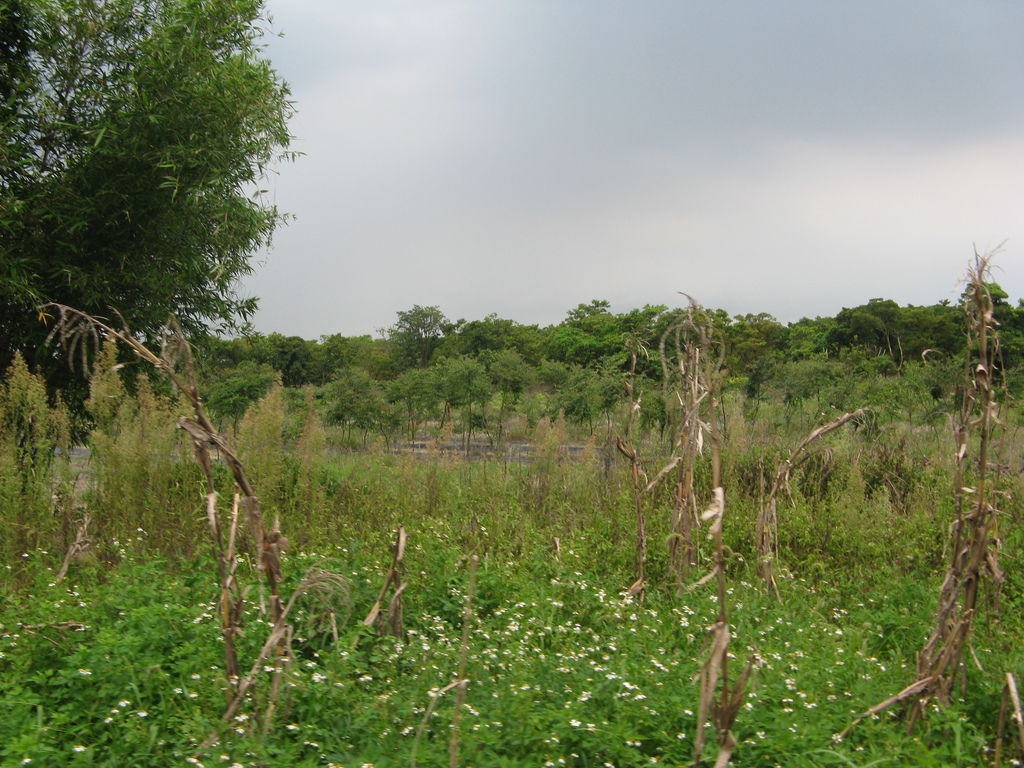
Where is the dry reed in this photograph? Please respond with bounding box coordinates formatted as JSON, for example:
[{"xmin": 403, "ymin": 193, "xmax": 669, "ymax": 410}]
[
  {"xmin": 616, "ymin": 338, "xmax": 651, "ymax": 593},
  {"xmin": 362, "ymin": 526, "xmax": 408, "ymax": 638},
  {"xmin": 841, "ymin": 251, "xmax": 1007, "ymax": 737},
  {"xmin": 691, "ymin": 486, "xmax": 753, "ymax": 765},
  {"xmin": 995, "ymin": 673, "xmax": 1024, "ymax": 766},
  {"xmin": 755, "ymin": 408, "xmax": 865, "ymax": 598},
  {"xmin": 667, "ymin": 301, "xmax": 724, "ymax": 586}
]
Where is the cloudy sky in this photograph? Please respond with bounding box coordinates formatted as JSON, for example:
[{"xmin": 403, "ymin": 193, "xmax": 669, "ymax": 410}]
[{"xmin": 242, "ymin": 1, "xmax": 1024, "ymax": 339}]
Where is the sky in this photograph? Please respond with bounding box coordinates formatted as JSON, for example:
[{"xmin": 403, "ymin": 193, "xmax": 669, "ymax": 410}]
[{"xmin": 241, "ymin": 1, "xmax": 1024, "ymax": 339}]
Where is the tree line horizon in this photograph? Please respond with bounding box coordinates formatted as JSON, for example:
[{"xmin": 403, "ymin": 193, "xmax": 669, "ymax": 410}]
[
  {"xmin": 195, "ymin": 288, "xmax": 1024, "ymax": 438},
  {"xmin": 209, "ymin": 290, "xmax": 1024, "ymax": 379}
]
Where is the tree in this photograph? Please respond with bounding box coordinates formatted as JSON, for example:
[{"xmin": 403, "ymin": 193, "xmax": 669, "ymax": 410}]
[
  {"xmin": 322, "ymin": 368, "xmax": 391, "ymax": 446},
  {"xmin": 310, "ymin": 333, "xmax": 383, "ymax": 384},
  {"xmin": 387, "ymin": 367, "xmax": 438, "ymax": 440},
  {"xmin": 830, "ymin": 299, "xmax": 904, "ymax": 361},
  {"xmin": 546, "ymin": 300, "xmax": 621, "ymax": 366},
  {"xmin": 485, "ymin": 348, "xmax": 532, "ymax": 444},
  {"xmin": 203, "ymin": 361, "xmax": 278, "ymax": 427},
  {"xmin": 556, "ymin": 363, "xmax": 620, "ymax": 434},
  {"xmin": 433, "ymin": 356, "xmax": 491, "ymax": 448},
  {"xmin": 0, "ymin": 0, "xmax": 293, "ymax": 399},
  {"xmin": 263, "ymin": 334, "xmax": 314, "ymax": 387},
  {"xmin": 387, "ymin": 305, "xmax": 447, "ymax": 370}
]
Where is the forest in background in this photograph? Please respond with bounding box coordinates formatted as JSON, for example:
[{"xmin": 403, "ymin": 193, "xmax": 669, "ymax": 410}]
[{"xmin": 196, "ymin": 289, "xmax": 1024, "ymax": 448}]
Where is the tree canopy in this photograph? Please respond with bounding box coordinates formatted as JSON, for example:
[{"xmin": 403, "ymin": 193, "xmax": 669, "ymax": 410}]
[{"xmin": 0, "ymin": 0, "xmax": 293, "ymax": 391}]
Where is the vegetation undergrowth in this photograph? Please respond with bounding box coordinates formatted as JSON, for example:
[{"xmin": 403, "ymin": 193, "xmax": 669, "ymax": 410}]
[
  {"xmin": 3, "ymin": 516, "xmax": 1020, "ymax": 768},
  {"xmin": 1, "ymin": 264, "xmax": 1022, "ymax": 767}
]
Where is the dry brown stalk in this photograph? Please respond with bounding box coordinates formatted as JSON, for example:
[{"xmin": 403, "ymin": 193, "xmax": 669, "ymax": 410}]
[
  {"xmin": 213, "ymin": 566, "xmax": 336, "ymax": 741},
  {"xmin": 44, "ymin": 304, "xmax": 301, "ymax": 739},
  {"xmin": 615, "ymin": 302, "xmax": 724, "ymax": 596},
  {"xmin": 45, "ymin": 307, "xmax": 278, "ymax": 604},
  {"xmin": 755, "ymin": 407, "xmax": 865, "ymax": 598},
  {"xmin": 54, "ymin": 513, "xmax": 92, "ymax": 585},
  {"xmin": 616, "ymin": 340, "xmax": 651, "ymax": 593},
  {"xmin": 362, "ymin": 526, "xmax": 408, "ymax": 638},
  {"xmin": 994, "ymin": 672, "xmax": 1024, "ymax": 766},
  {"xmin": 837, "ymin": 677, "xmax": 937, "ymax": 740},
  {"xmin": 408, "ymin": 554, "xmax": 479, "ymax": 768},
  {"xmin": 657, "ymin": 299, "xmax": 724, "ymax": 587},
  {"xmin": 410, "ymin": 680, "xmax": 464, "ymax": 768},
  {"xmin": 904, "ymin": 252, "xmax": 1006, "ymax": 730},
  {"xmin": 692, "ymin": 488, "xmax": 755, "ymax": 768},
  {"xmin": 261, "ymin": 625, "xmax": 293, "ymax": 735},
  {"xmin": 690, "ymin": 358, "xmax": 752, "ymax": 767},
  {"xmin": 207, "ymin": 490, "xmax": 243, "ymax": 687},
  {"xmin": 16, "ymin": 620, "xmax": 88, "ymax": 647},
  {"xmin": 842, "ymin": 251, "xmax": 1007, "ymax": 739}
]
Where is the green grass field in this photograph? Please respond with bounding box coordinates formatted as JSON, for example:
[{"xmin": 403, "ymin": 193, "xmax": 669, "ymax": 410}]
[{"xmin": 2, "ymin": 440, "xmax": 1021, "ymax": 767}]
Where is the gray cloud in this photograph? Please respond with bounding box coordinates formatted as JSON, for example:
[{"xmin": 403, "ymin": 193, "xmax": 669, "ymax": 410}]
[{"xmin": 243, "ymin": 1, "xmax": 1024, "ymax": 338}]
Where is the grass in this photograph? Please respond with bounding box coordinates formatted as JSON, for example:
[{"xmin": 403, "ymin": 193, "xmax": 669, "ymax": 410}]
[
  {"xmin": 1, "ymin": 446, "xmax": 1021, "ymax": 767},
  {"xmin": 2, "ymin": 284, "xmax": 1022, "ymax": 766}
]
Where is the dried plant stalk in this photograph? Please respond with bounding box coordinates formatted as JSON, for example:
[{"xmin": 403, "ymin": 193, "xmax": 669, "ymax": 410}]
[
  {"xmin": 362, "ymin": 526, "xmax": 408, "ymax": 638},
  {"xmin": 691, "ymin": 352, "xmax": 753, "ymax": 767},
  {"xmin": 693, "ymin": 488, "xmax": 755, "ymax": 767},
  {"xmin": 45, "ymin": 304, "xmax": 297, "ymax": 736},
  {"xmin": 616, "ymin": 339, "xmax": 651, "ymax": 593},
  {"xmin": 54, "ymin": 513, "xmax": 92, "ymax": 585},
  {"xmin": 410, "ymin": 680, "xmax": 463, "ymax": 768},
  {"xmin": 215, "ymin": 567, "xmax": 332, "ymax": 736},
  {"xmin": 996, "ymin": 673, "xmax": 1024, "ymax": 765},
  {"xmin": 843, "ymin": 250, "xmax": 1006, "ymax": 737},
  {"xmin": 408, "ymin": 554, "xmax": 479, "ymax": 768},
  {"xmin": 659, "ymin": 300, "xmax": 724, "ymax": 586},
  {"xmin": 616, "ymin": 298, "xmax": 724, "ymax": 595},
  {"xmin": 907, "ymin": 252, "xmax": 1006, "ymax": 727},
  {"xmin": 755, "ymin": 408, "xmax": 864, "ymax": 597}
]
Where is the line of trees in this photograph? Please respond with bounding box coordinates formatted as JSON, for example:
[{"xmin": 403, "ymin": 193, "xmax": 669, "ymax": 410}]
[{"xmin": 194, "ymin": 291, "xmax": 1024, "ymax": 445}]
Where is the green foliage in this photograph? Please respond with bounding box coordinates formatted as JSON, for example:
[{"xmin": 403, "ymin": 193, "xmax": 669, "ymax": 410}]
[
  {"xmin": 3, "ymin": 324, "xmax": 1023, "ymax": 762},
  {"xmin": 237, "ymin": 382, "xmax": 286, "ymax": 503},
  {"xmin": 321, "ymin": 368, "xmax": 396, "ymax": 447},
  {"xmin": 291, "ymin": 386, "xmax": 327, "ymax": 532},
  {"xmin": 387, "ymin": 304, "xmax": 448, "ymax": 371},
  {"xmin": 182, "ymin": 284, "xmax": 1024, "ymax": 446},
  {"xmin": 556, "ymin": 363, "xmax": 622, "ymax": 433},
  {"xmin": 0, "ymin": 0, "xmax": 293, "ymax": 409},
  {"xmin": 0, "ymin": 351, "xmax": 71, "ymax": 562},
  {"xmin": 203, "ymin": 360, "xmax": 278, "ymax": 426},
  {"xmin": 433, "ymin": 355, "xmax": 492, "ymax": 445},
  {"xmin": 829, "ymin": 298, "xmax": 963, "ymax": 365},
  {"xmin": 1, "ymin": 463, "xmax": 1018, "ymax": 766},
  {"xmin": 546, "ymin": 299, "xmax": 624, "ymax": 366},
  {"xmin": 725, "ymin": 312, "xmax": 789, "ymax": 374},
  {"xmin": 85, "ymin": 340, "xmax": 196, "ymax": 552},
  {"xmin": 387, "ymin": 366, "xmax": 440, "ymax": 440}
]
